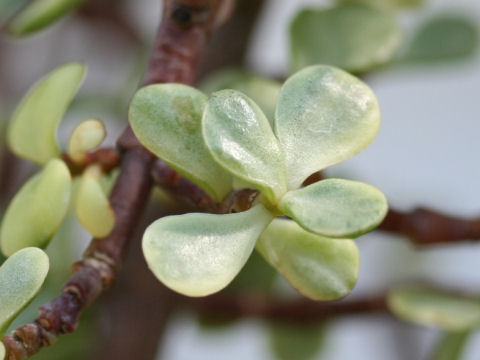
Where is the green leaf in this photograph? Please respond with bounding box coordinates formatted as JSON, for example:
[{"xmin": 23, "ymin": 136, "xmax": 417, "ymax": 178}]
[
  {"xmin": 0, "ymin": 341, "xmax": 4, "ymax": 360},
  {"xmin": 9, "ymin": 0, "xmax": 85, "ymax": 36},
  {"xmin": 129, "ymin": 84, "xmax": 232, "ymax": 202},
  {"xmin": 279, "ymin": 178, "xmax": 388, "ymax": 238},
  {"xmin": 75, "ymin": 165, "xmax": 115, "ymax": 238},
  {"xmin": 7, "ymin": 63, "xmax": 85, "ymax": 165},
  {"xmin": 203, "ymin": 90, "xmax": 287, "ymax": 204},
  {"xmin": 142, "ymin": 204, "xmax": 274, "ymax": 297},
  {"xmin": 290, "ymin": 4, "xmax": 403, "ymax": 74},
  {"xmin": 269, "ymin": 323, "xmax": 323, "ymax": 360},
  {"xmin": 200, "ymin": 68, "xmax": 282, "ymax": 121},
  {"xmin": 1, "ymin": 159, "xmax": 72, "ymax": 256},
  {"xmin": 275, "ymin": 65, "xmax": 381, "ymax": 189},
  {"xmin": 257, "ymin": 219, "xmax": 359, "ymax": 301},
  {"xmin": 404, "ymin": 15, "xmax": 478, "ymax": 63},
  {"xmin": 387, "ymin": 287, "xmax": 480, "ymax": 331},
  {"xmin": 431, "ymin": 331, "xmax": 471, "ymax": 360},
  {"xmin": 0, "ymin": 247, "xmax": 49, "ymax": 335},
  {"xmin": 67, "ymin": 118, "xmax": 106, "ymax": 164}
]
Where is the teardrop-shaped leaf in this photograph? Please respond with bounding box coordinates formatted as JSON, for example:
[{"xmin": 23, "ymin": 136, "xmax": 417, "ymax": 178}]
[
  {"xmin": 143, "ymin": 204, "xmax": 274, "ymax": 297},
  {"xmin": 290, "ymin": 4, "xmax": 403, "ymax": 74},
  {"xmin": 203, "ymin": 90, "xmax": 287, "ymax": 204},
  {"xmin": 129, "ymin": 84, "xmax": 232, "ymax": 202},
  {"xmin": 0, "ymin": 247, "xmax": 49, "ymax": 334},
  {"xmin": 67, "ymin": 118, "xmax": 106, "ymax": 164},
  {"xmin": 1, "ymin": 159, "xmax": 72, "ymax": 256},
  {"xmin": 404, "ymin": 15, "xmax": 478, "ymax": 63},
  {"xmin": 431, "ymin": 331, "xmax": 471, "ymax": 360},
  {"xmin": 257, "ymin": 219, "xmax": 359, "ymax": 301},
  {"xmin": 200, "ymin": 68, "xmax": 281, "ymax": 122},
  {"xmin": 387, "ymin": 287, "xmax": 480, "ymax": 331},
  {"xmin": 9, "ymin": 0, "xmax": 85, "ymax": 36},
  {"xmin": 275, "ymin": 65, "xmax": 381, "ymax": 189},
  {"xmin": 7, "ymin": 63, "xmax": 85, "ymax": 165},
  {"xmin": 75, "ymin": 166, "xmax": 115, "ymax": 238},
  {"xmin": 279, "ymin": 179, "xmax": 388, "ymax": 238},
  {"xmin": 269, "ymin": 323, "xmax": 324, "ymax": 360}
]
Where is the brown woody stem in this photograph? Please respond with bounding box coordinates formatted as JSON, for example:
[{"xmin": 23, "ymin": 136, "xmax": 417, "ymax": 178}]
[{"xmin": 2, "ymin": 1, "xmax": 230, "ymax": 358}]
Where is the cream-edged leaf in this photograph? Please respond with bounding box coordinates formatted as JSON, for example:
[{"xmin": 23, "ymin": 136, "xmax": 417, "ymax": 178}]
[
  {"xmin": 129, "ymin": 84, "xmax": 232, "ymax": 202},
  {"xmin": 0, "ymin": 248, "xmax": 49, "ymax": 334},
  {"xmin": 279, "ymin": 178, "xmax": 388, "ymax": 237},
  {"xmin": 257, "ymin": 219, "xmax": 359, "ymax": 301},
  {"xmin": 275, "ymin": 65, "xmax": 381, "ymax": 189},
  {"xmin": 143, "ymin": 204, "xmax": 274, "ymax": 297},
  {"xmin": 1, "ymin": 159, "xmax": 72, "ymax": 256},
  {"xmin": 7, "ymin": 63, "xmax": 85, "ymax": 164},
  {"xmin": 203, "ymin": 90, "xmax": 287, "ymax": 204}
]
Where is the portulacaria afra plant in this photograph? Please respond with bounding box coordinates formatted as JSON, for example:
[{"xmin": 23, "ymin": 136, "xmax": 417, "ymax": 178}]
[{"xmin": 129, "ymin": 65, "xmax": 388, "ymax": 299}]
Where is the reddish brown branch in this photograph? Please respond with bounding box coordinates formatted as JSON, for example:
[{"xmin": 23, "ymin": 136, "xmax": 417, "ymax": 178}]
[
  {"xmin": 3, "ymin": 1, "xmax": 230, "ymax": 358},
  {"xmin": 188, "ymin": 293, "xmax": 387, "ymax": 323},
  {"xmin": 62, "ymin": 147, "xmax": 121, "ymax": 176},
  {"xmin": 378, "ymin": 207, "xmax": 480, "ymax": 245}
]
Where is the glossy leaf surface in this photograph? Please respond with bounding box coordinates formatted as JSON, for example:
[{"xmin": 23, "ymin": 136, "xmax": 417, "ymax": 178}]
[
  {"xmin": 0, "ymin": 248, "xmax": 49, "ymax": 334},
  {"xmin": 388, "ymin": 287, "xmax": 480, "ymax": 331},
  {"xmin": 257, "ymin": 219, "xmax": 359, "ymax": 300},
  {"xmin": 129, "ymin": 84, "xmax": 232, "ymax": 202},
  {"xmin": 290, "ymin": 4, "xmax": 402, "ymax": 73},
  {"xmin": 404, "ymin": 16, "xmax": 478, "ymax": 62},
  {"xmin": 275, "ymin": 65, "xmax": 381, "ymax": 189},
  {"xmin": 279, "ymin": 179, "xmax": 388, "ymax": 237},
  {"xmin": 67, "ymin": 118, "xmax": 106, "ymax": 164},
  {"xmin": 203, "ymin": 90, "xmax": 286, "ymax": 204},
  {"xmin": 200, "ymin": 68, "xmax": 281, "ymax": 121},
  {"xmin": 75, "ymin": 166, "xmax": 115, "ymax": 238},
  {"xmin": 7, "ymin": 63, "xmax": 85, "ymax": 164},
  {"xmin": 143, "ymin": 205, "xmax": 274, "ymax": 297},
  {"xmin": 1, "ymin": 159, "xmax": 71, "ymax": 256},
  {"xmin": 9, "ymin": 0, "xmax": 85, "ymax": 36}
]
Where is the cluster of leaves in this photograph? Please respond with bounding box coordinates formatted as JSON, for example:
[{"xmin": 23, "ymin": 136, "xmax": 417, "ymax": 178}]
[
  {"xmin": 129, "ymin": 64, "xmax": 388, "ymax": 299},
  {"xmin": 0, "ymin": 63, "xmax": 116, "ymax": 346}
]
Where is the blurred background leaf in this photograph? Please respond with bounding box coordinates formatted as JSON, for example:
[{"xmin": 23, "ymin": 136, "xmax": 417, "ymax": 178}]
[{"xmin": 403, "ymin": 15, "xmax": 478, "ymax": 63}]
